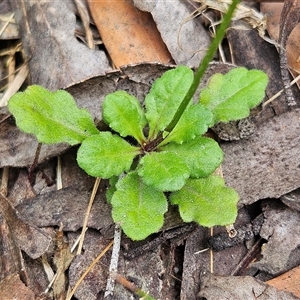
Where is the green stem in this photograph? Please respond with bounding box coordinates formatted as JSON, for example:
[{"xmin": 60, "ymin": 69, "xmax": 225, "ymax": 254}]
[{"xmin": 164, "ymin": 0, "xmax": 240, "ymax": 133}]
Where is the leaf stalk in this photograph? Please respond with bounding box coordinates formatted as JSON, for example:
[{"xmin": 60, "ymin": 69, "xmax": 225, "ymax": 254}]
[{"xmin": 165, "ymin": 0, "xmax": 240, "ymax": 133}]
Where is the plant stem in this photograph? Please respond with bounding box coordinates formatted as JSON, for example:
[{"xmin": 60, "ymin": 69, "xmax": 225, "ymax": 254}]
[{"xmin": 165, "ymin": 0, "xmax": 240, "ymax": 133}]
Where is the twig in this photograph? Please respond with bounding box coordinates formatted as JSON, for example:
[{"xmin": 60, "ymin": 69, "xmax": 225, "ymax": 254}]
[
  {"xmin": 76, "ymin": 177, "xmax": 101, "ymax": 254},
  {"xmin": 262, "ymin": 73, "xmax": 300, "ymax": 107},
  {"xmin": 112, "ymin": 272, "xmax": 156, "ymax": 300},
  {"xmin": 104, "ymin": 224, "xmax": 122, "ymax": 297},
  {"xmin": 66, "ymin": 240, "xmax": 113, "ymax": 300}
]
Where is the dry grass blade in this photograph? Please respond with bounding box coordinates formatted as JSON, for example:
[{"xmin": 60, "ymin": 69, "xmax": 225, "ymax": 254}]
[
  {"xmin": 76, "ymin": 177, "xmax": 101, "ymax": 255},
  {"xmin": 66, "ymin": 240, "xmax": 113, "ymax": 300}
]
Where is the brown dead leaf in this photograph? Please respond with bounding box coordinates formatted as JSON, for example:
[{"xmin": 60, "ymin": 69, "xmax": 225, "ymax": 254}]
[
  {"xmin": 53, "ymin": 229, "xmax": 74, "ymax": 300},
  {"xmin": 261, "ymin": 3, "xmax": 300, "ymax": 87},
  {"xmin": 0, "ymin": 193, "xmax": 50, "ymax": 259},
  {"xmin": 87, "ymin": 0, "xmax": 173, "ymax": 68},
  {"xmin": 133, "ymin": 0, "xmax": 211, "ymax": 67},
  {"xmin": 0, "ymin": 273, "xmax": 35, "ymax": 300},
  {"xmin": 198, "ymin": 272, "xmax": 300, "ymax": 300},
  {"xmin": 267, "ymin": 265, "xmax": 300, "ymax": 298},
  {"xmin": 10, "ymin": 0, "xmax": 111, "ymax": 90}
]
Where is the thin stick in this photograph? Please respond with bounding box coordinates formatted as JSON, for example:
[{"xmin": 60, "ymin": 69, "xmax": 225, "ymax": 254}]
[
  {"xmin": 56, "ymin": 156, "xmax": 62, "ymax": 190},
  {"xmin": 0, "ymin": 12, "xmax": 14, "ymax": 37},
  {"xmin": 0, "ymin": 166, "xmax": 9, "ymax": 196},
  {"xmin": 104, "ymin": 224, "xmax": 122, "ymax": 298},
  {"xmin": 66, "ymin": 240, "xmax": 113, "ymax": 300},
  {"xmin": 210, "ymin": 227, "xmax": 214, "ymax": 273},
  {"xmin": 77, "ymin": 177, "xmax": 101, "ymax": 255},
  {"xmin": 262, "ymin": 73, "xmax": 300, "ymax": 107},
  {"xmin": 112, "ymin": 272, "xmax": 156, "ymax": 300}
]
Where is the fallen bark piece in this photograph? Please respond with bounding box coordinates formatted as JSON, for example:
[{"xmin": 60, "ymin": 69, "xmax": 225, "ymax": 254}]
[
  {"xmin": 0, "ymin": 193, "xmax": 50, "ymax": 259},
  {"xmin": 251, "ymin": 201, "xmax": 300, "ymax": 275},
  {"xmin": 0, "ymin": 213, "xmax": 23, "ymax": 282},
  {"xmin": 222, "ymin": 108, "xmax": 300, "ymax": 206},
  {"xmin": 198, "ymin": 272, "xmax": 300, "ymax": 300},
  {"xmin": 281, "ymin": 188, "xmax": 300, "ymax": 211},
  {"xmin": 267, "ymin": 265, "xmax": 300, "ymax": 298},
  {"xmin": 15, "ymin": 187, "xmax": 113, "ymax": 232}
]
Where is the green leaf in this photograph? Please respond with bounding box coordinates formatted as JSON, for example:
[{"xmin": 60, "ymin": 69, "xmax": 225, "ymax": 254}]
[
  {"xmin": 161, "ymin": 137, "xmax": 223, "ymax": 178},
  {"xmin": 111, "ymin": 172, "xmax": 168, "ymax": 240},
  {"xmin": 103, "ymin": 91, "xmax": 147, "ymax": 143},
  {"xmin": 145, "ymin": 66, "xmax": 194, "ymax": 139},
  {"xmin": 77, "ymin": 132, "xmax": 140, "ymax": 178},
  {"xmin": 138, "ymin": 152, "xmax": 189, "ymax": 191},
  {"xmin": 199, "ymin": 68, "xmax": 268, "ymax": 124},
  {"xmin": 159, "ymin": 103, "xmax": 213, "ymax": 146},
  {"xmin": 8, "ymin": 85, "xmax": 99, "ymax": 145},
  {"xmin": 170, "ymin": 176, "xmax": 238, "ymax": 227}
]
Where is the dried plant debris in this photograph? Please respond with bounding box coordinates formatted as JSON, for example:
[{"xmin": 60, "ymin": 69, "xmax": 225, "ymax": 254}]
[
  {"xmin": 278, "ymin": 0, "xmax": 300, "ymax": 106},
  {"xmin": 133, "ymin": 0, "xmax": 211, "ymax": 67},
  {"xmin": 281, "ymin": 188, "xmax": 300, "ymax": 212},
  {"xmin": 198, "ymin": 272, "xmax": 300, "ymax": 300},
  {"xmin": 251, "ymin": 201, "xmax": 300, "ymax": 275},
  {"xmin": 52, "ymin": 229, "xmax": 74, "ymax": 300},
  {"xmin": 10, "ymin": 0, "xmax": 111, "ymax": 90},
  {"xmin": 191, "ymin": 0, "xmax": 271, "ymax": 41},
  {"xmin": 222, "ymin": 108, "xmax": 300, "ymax": 206},
  {"xmin": 15, "ymin": 187, "xmax": 113, "ymax": 232},
  {"xmin": 207, "ymin": 214, "xmax": 263, "ymax": 252},
  {"xmin": 0, "ymin": 213, "xmax": 23, "ymax": 282},
  {"xmin": 0, "ymin": 193, "xmax": 50, "ymax": 259}
]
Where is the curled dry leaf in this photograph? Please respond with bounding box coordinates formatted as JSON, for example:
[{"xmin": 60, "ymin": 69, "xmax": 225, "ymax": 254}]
[
  {"xmin": 10, "ymin": 0, "xmax": 111, "ymax": 90},
  {"xmin": 133, "ymin": 0, "xmax": 211, "ymax": 67},
  {"xmin": 87, "ymin": 0, "xmax": 172, "ymax": 68},
  {"xmin": 262, "ymin": 2, "xmax": 300, "ymax": 89}
]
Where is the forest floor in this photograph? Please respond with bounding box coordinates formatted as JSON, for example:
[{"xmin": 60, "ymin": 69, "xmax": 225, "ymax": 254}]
[{"xmin": 1, "ymin": 1, "xmax": 300, "ymax": 300}]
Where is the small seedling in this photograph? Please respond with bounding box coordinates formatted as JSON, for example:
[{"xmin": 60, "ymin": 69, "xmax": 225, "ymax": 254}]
[
  {"xmin": 8, "ymin": 0, "xmax": 268, "ymax": 240},
  {"xmin": 8, "ymin": 66, "xmax": 268, "ymax": 240}
]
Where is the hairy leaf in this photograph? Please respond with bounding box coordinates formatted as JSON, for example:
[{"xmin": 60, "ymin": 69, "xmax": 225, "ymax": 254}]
[
  {"xmin": 199, "ymin": 68, "xmax": 268, "ymax": 124},
  {"xmin": 170, "ymin": 176, "xmax": 238, "ymax": 227},
  {"xmin": 103, "ymin": 91, "xmax": 147, "ymax": 143},
  {"xmin": 161, "ymin": 137, "xmax": 223, "ymax": 178},
  {"xmin": 8, "ymin": 85, "xmax": 99, "ymax": 145},
  {"xmin": 77, "ymin": 132, "xmax": 140, "ymax": 178},
  {"xmin": 138, "ymin": 152, "xmax": 189, "ymax": 191},
  {"xmin": 145, "ymin": 66, "xmax": 194, "ymax": 139},
  {"xmin": 111, "ymin": 172, "xmax": 168, "ymax": 240},
  {"xmin": 159, "ymin": 103, "xmax": 213, "ymax": 146}
]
